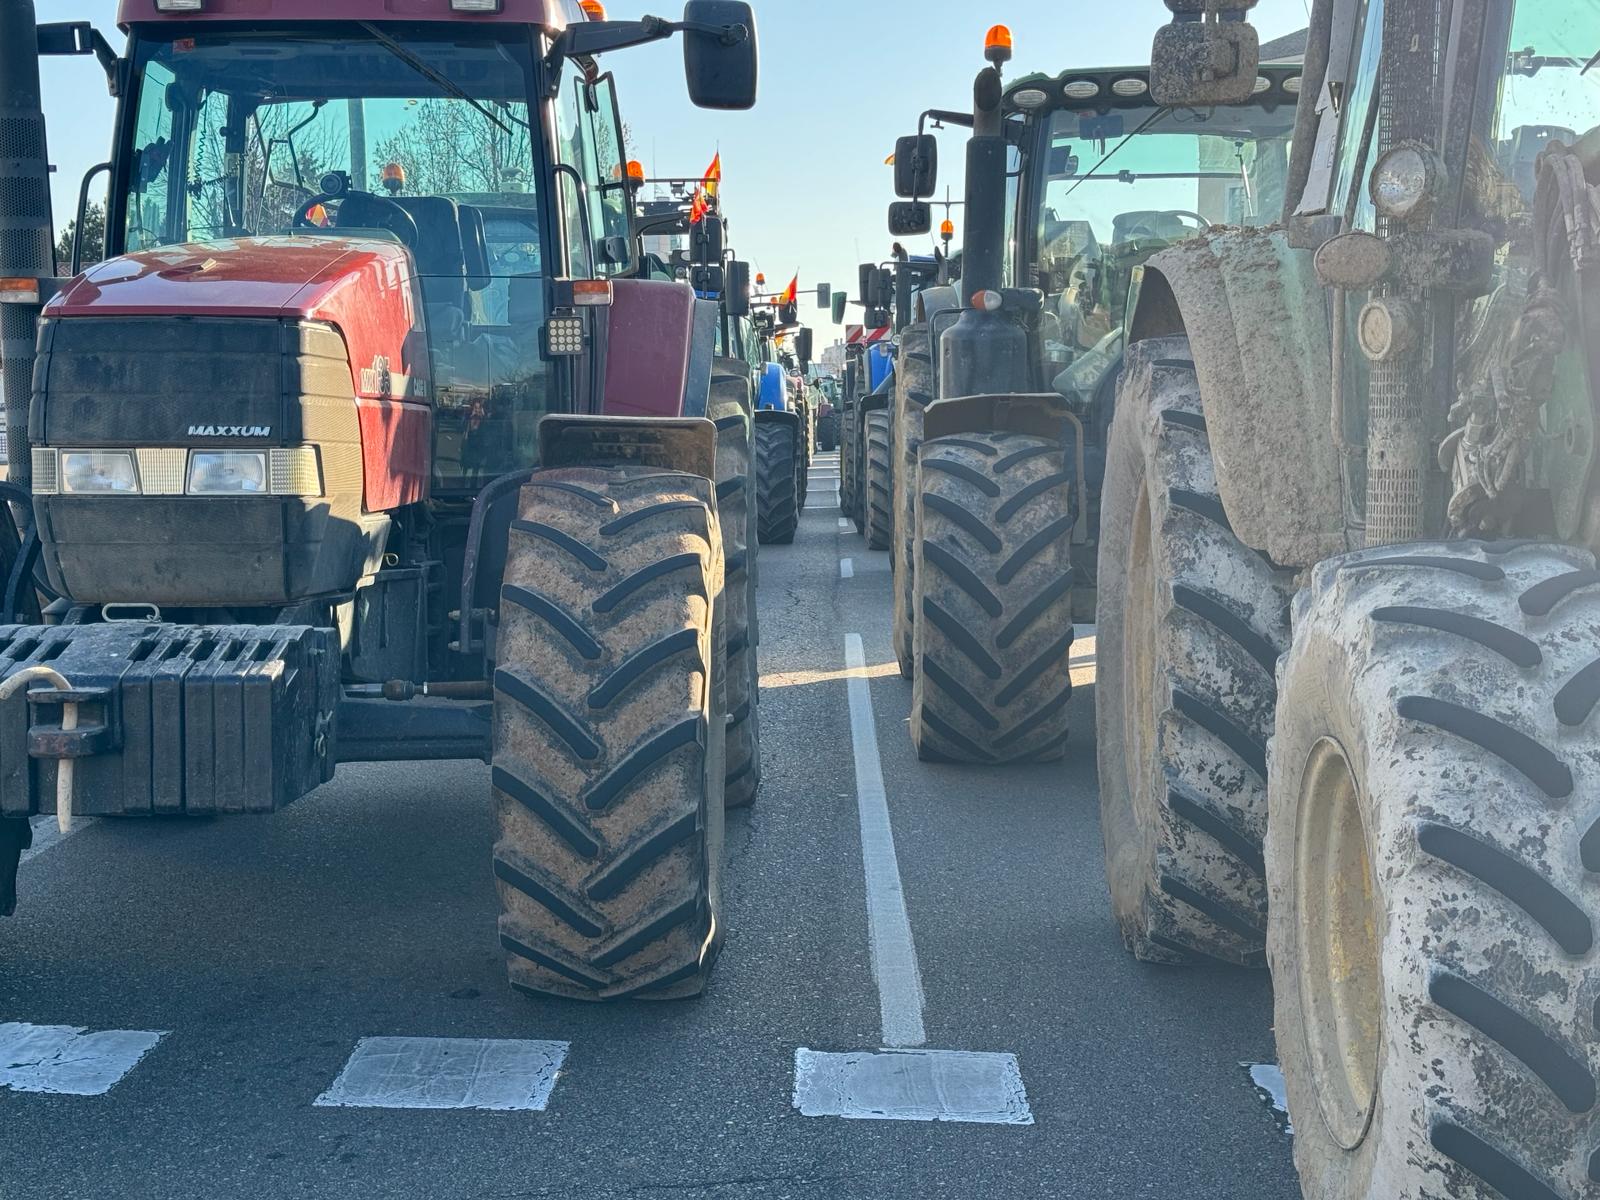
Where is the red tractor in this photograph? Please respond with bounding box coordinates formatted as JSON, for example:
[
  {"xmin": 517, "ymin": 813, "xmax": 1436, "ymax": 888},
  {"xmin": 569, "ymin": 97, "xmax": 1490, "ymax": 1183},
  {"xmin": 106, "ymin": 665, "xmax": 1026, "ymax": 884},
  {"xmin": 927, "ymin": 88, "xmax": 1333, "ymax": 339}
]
[{"xmin": 0, "ymin": 0, "xmax": 758, "ymax": 1002}]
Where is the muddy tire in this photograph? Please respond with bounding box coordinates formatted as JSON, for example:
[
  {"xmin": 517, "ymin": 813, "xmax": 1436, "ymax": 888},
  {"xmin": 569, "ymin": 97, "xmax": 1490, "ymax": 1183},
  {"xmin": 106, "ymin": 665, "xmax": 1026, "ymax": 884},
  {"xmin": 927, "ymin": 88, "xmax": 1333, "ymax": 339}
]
[
  {"xmin": 909, "ymin": 430, "xmax": 1076, "ymax": 763},
  {"xmin": 755, "ymin": 420, "xmax": 799, "ymax": 546},
  {"xmin": 1096, "ymin": 338, "xmax": 1294, "ymax": 965},
  {"xmin": 1269, "ymin": 540, "xmax": 1600, "ymax": 1200},
  {"xmin": 863, "ymin": 409, "xmax": 893, "ymax": 552},
  {"xmin": 891, "ymin": 325, "xmax": 934, "ymax": 679},
  {"xmin": 492, "ymin": 468, "xmax": 725, "ymax": 1001},
  {"xmin": 711, "ymin": 372, "xmax": 761, "ymax": 810}
]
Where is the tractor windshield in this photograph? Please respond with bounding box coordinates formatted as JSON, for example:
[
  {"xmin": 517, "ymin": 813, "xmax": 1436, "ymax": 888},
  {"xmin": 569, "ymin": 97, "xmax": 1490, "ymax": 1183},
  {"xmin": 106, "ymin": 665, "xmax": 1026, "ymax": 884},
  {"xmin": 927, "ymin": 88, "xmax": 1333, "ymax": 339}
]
[
  {"xmin": 118, "ymin": 27, "xmax": 555, "ymax": 493},
  {"xmin": 1030, "ymin": 100, "xmax": 1294, "ymax": 406}
]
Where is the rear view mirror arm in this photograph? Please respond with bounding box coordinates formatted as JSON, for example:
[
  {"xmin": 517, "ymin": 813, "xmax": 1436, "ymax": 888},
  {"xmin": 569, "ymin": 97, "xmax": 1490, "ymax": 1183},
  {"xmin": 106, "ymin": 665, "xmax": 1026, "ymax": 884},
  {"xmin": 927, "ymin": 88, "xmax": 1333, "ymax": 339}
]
[{"xmin": 552, "ymin": 15, "xmax": 750, "ymax": 64}]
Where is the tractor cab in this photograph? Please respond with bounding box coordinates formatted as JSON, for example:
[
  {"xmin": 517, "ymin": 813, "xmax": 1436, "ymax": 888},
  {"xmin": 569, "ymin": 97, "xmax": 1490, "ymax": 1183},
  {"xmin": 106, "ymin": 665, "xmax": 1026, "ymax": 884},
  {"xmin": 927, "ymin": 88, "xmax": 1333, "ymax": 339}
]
[
  {"xmin": 1006, "ymin": 64, "xmax": 1301, "ymax": 429},
  {"xmin": 95, "ymin": 16, "xmax": 633, "ymax": 497}
]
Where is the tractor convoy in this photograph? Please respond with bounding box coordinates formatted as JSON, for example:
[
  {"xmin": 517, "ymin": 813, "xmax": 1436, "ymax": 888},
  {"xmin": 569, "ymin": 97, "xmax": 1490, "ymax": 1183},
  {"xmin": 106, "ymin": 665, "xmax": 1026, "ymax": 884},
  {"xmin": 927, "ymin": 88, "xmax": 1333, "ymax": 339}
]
[{"xmin": 4, "ymin": 0, "xmax": 1598, "ymax": 1197}]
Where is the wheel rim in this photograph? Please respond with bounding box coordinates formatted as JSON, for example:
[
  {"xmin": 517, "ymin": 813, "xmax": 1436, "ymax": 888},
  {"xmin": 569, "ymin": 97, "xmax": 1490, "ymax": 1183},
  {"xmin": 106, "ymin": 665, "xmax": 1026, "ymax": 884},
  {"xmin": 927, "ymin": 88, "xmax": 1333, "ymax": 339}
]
[
  {"xmin": 1295, "ymin": 736, "xmax": 1383, "ymax": 1150},
  {"xmin": 1121, "ymin": 485, "xmax": 1158, "ymax": 855}
]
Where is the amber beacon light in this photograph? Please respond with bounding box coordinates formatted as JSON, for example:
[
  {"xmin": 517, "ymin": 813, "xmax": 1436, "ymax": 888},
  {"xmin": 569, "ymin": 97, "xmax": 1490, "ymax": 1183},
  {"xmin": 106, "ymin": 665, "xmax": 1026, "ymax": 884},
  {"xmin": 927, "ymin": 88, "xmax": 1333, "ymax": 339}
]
[{"xmin": 984, "ymin": 25, "xmax": 1013, "ymax": 66}]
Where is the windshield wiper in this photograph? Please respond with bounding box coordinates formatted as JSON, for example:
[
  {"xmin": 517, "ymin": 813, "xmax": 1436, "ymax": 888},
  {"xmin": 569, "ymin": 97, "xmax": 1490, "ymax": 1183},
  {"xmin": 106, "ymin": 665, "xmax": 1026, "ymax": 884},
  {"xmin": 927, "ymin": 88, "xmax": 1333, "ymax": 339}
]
[
  {"xmin": 1061, "ymin": 108, "xmax": 1173, "ymax": 200},
  {"xmin": 358, "ymin": 22, "xmax": 513, "ymax": 136}
]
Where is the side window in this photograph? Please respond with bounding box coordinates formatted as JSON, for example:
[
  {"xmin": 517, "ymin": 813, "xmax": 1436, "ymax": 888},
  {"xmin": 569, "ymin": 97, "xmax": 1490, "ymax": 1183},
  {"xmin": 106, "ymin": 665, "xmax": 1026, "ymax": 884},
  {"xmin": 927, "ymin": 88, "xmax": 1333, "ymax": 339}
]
[
  {"xmin": 125, "ymin": 61, "xmax": 180, "ymax": 250},
  {"xmin": 554, "ymin": 70, "xmax": 632, "ymax": 278},
  {"xmin": 1002, "ymin": 138, "xmax": 1023, "ymax": 288},
  {"xmin": 589, "ymin": 75, "xmax": 634, "ymax": 271},
  {"xmin": 1329, "ymin": 0, "xmax": 1382, "ymax": 230}
]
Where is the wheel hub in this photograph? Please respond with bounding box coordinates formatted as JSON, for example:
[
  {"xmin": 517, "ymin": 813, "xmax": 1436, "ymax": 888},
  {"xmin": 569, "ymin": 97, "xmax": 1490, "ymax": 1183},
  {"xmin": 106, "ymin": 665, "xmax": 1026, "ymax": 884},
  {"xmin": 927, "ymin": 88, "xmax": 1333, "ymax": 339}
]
[{"xmin": 1295, "ymin": 737, "xmax": 1383, "ymax": 1149}]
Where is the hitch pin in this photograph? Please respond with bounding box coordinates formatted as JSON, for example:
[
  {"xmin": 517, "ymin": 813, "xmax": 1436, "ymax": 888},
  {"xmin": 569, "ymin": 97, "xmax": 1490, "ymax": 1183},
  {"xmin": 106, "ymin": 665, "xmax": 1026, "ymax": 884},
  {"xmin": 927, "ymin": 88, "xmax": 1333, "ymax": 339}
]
[{"xmin": 0, "ymin": 667, "xmax": 78, "ymax": 834}]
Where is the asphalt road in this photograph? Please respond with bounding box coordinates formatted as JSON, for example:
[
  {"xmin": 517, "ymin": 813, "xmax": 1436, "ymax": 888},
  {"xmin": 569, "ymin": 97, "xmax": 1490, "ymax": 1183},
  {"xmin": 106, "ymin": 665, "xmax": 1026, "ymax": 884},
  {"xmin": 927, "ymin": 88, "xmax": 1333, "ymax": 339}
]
[{"xmin": 0, "ymin": 453, "xmax": 1300, "ymax": 1200}]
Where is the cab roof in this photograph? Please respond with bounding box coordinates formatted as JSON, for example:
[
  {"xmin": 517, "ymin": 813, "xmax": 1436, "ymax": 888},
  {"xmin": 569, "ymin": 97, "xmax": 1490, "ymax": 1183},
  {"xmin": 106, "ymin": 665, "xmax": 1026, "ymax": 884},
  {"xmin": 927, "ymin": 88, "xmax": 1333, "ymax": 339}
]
[{"xmin": 117, "ymin": 0, "xmax": 581, "ymax": 31}]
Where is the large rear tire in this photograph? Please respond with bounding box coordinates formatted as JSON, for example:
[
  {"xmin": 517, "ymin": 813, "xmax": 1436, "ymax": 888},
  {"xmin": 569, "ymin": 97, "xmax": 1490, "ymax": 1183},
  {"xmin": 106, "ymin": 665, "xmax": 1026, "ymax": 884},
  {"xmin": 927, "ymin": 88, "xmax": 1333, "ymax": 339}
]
[
  {"xmin": 711, "ymin": 372, "xmax": 761, "ymax": 810},
  {"xmin": 1269, "ymin": 540, "xmax": 1600, "ymax": 1200},
  {"xmin": 891, "ymin": 326, "xmax": 933, "ymax": 679},
  {"xmin": 909, "ymin": 430, "xmax": 1076, "ymax": 763},
  {"xmin": 755, "ymin": 420, "xmax": 799, "ymax": 546},
  {"xmin": 1096, "ymin": 338, "xmax": 1294, "ymax": 965},
  {"xmin": 863, "ymin": 409, "xmax": 893, "ymax": 552},
  {"xmin": 492, "ymin": 468, "xmax": 725, "ymax": 1001}
]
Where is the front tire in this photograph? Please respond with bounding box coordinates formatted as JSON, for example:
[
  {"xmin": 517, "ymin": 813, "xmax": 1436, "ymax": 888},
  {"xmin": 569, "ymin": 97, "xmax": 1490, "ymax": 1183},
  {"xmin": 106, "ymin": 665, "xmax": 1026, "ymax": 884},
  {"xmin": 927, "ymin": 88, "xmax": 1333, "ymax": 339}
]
[
  {"xmin": 863, "ymin": 409, "xmax": 893, "ymax": 552},
  {"xmin": 755, "ymin": 420, "xmax": 799, "ymax": 546},
  {"xmin": 891, "ymin": 326, "xmax": 934, "ymax": 678},
  {"xmin": 909, "ymin": 430, "xmax": 1077, "ymax": 763},
  {"xmin": 711, "ymin": 371, "xmax": 761, "ymax": 809},
  {"xmin": 1096, "ymin": 338, "xmax": 1294, "ymax": 965},
  {"xmin": 492, "ymin": 468, "xmax": 725, "ymax": 1001},
  {"xmin": 1270, "ymin": 540, "xmax": 1600, "ymax": 1200}
]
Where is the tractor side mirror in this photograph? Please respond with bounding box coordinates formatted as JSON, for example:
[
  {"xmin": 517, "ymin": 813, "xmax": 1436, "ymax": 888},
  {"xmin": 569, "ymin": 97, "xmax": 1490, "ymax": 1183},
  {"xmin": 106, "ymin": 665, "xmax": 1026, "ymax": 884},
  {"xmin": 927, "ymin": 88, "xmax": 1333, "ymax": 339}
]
[
  {"xmin": 831, "ymin": 291, "xmax": 847, "ymax": 324},
  {"xmin": 690, "ymin": 264, "xmax": 725, "ymax": 293},
  {"xmin": 865, "ymin": 307, "xmax": 891, "ymax": 329},
  {"xmin": 37, "ymin": 21, "xmax": 97, "ymax": 54},
  {"xmin": 1150, "ymin": 4, "xmax": 1260, "ymax": 107},
  {"xmin": 888, "ymin": 201, "xmax": 932, "ymax": 237},
  {"xmin": 796, "ymin": 328, "xmax": 813, "ymax": 368},
  {"xmin": 693, "ymin": 215, "xmax": 724, "ymax": 265},
  {"xmin": 815, "ymin": 282, "xmax": 832, "ymax": 307},
  {"xmin": 894, "ymin": 134, "xmax": 937, "ymax": 199},
  {"xmin": 858, "ymin": 262, "xmax": 882, "ymax": 309},
  {"xmin": 682, "ymin": 1, "xmax": 760, "ymax": 111},
  {"xmin": 725, "ymin": 260, "xmax": 751, "ymax": 316}
]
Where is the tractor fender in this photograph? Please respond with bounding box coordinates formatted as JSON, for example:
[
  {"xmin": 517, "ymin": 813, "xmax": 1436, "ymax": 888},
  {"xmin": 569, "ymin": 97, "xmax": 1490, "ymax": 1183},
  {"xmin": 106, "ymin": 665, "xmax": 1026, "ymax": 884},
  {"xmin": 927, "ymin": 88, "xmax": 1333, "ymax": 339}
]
[
  {"xmin": 757, "ymin": 362, "xmax": 788, "ymax": 411},
  {"xmin": 1128, "ymin": 227, "xmax": 1344, "ymax": 568},
  {"xmin": 752, "ymin": 407, "xmax": 801, "ymax": 435},
  {"xmin": 922, "ymin": 392, "xmax": 1074, "ymax": 444},
  {"xmin": 915, "ymin": 285, "xmax": 961, "ymax": 325},
  {"xmin": 538, "ymin": 414, "xmax": 717, "ymax": 483}
]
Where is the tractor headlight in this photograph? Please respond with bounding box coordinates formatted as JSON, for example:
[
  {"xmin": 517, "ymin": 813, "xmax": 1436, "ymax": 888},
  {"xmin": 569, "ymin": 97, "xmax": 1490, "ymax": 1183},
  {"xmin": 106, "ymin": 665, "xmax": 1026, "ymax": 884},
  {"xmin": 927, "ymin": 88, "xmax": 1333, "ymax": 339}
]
[
  {"xmin": 60, "ymin": 451, "xmax": 138, "ymax": 495},
  {"xmin": 1369, "ymin": 142, "xmax": 1442, "ymax": 222},
  {"xmin": 187, "ymin": 451, "xmax": 268, "ymax": 495}
]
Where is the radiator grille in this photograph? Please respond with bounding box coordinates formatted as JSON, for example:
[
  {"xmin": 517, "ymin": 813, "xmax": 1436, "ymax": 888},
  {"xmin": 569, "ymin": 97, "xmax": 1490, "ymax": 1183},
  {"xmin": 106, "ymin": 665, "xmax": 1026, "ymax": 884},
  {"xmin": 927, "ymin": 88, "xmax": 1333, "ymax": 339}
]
[{"xmin": 135, "ymin": 448, "xmax": 187, "ymax": 495}]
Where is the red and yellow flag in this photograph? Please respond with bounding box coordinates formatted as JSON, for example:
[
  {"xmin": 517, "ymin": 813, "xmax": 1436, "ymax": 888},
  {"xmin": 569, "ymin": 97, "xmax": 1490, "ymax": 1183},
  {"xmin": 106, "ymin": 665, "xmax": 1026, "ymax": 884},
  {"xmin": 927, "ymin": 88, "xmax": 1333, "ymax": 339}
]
[
  {"xmin": 779, "ymin": 274, "xmax": 798, "ymax": 306},
  {"xmin": 702, "ymin": 152, "xmax": 722, "ymax": 199},
  {"xmin": 688, "ymin": 187, "xmax": 708, "ymax": 225}
]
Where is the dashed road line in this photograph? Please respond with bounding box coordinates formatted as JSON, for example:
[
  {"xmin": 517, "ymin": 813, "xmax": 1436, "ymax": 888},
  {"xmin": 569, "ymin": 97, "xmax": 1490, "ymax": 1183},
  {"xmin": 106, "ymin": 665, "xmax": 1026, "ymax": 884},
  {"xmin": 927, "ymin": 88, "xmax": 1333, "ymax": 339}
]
[
  {"xmin": 840, "ymin": 632, "xmax": 925, "ymax": 1048},
  {"xmin": 840, "ymin": 558, "xmax": 854, "ymax": 579},
  {"xmin": 793, "ymin": 635, "xmax": 1033, "ymax": 1124},
  {"xmin": 0, "ymin": 1022, "xmax": 166, "ymax": 1096},
  {"xmin": 315, "ymin": 1037, "xmax": 570, "ymax": 1112}
]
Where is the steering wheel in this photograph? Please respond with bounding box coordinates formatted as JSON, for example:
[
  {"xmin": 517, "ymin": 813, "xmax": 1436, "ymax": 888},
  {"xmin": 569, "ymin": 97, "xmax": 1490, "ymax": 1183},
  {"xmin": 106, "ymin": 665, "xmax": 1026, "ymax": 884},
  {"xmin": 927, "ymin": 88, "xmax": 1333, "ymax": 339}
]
[
  {"xmin": 1166, "ymin": 210, "xmax": 1210, "ymax": 230},
  {"xmin": 293, "ymin": 190, "xmax": 420, "ymax": 249}
]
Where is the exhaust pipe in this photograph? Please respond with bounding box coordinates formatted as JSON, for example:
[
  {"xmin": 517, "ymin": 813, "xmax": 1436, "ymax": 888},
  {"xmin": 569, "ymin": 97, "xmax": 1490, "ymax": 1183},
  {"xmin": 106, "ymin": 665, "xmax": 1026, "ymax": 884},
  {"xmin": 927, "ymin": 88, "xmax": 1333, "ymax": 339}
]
[{"xmin": 0, "ymin": 0, "xmax": 54, "ymax": 492}]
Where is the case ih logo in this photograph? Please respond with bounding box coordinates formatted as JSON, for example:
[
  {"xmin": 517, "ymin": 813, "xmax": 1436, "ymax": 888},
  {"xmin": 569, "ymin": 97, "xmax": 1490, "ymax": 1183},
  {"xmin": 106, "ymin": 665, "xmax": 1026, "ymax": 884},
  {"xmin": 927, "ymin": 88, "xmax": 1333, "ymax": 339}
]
[{"xmin": 188, "ymin": 424, "xmax": 271, "ymax": 438}]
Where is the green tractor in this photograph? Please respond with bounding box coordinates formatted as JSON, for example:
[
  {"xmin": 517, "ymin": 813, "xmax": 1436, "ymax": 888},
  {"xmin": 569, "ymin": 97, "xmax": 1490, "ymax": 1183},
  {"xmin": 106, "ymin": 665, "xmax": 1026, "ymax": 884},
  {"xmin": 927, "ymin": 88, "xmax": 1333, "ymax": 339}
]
[{"xmin": 883, "ymin": 30, "xmax": 1297, "ymax": 752}]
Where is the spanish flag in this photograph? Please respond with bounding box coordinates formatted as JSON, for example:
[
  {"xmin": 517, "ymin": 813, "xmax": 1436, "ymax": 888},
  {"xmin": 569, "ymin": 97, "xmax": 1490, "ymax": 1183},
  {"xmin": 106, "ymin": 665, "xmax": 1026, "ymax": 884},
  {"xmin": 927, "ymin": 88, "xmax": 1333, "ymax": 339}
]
[
  {"xmin": 702, "ymin": 152, "xmax": 722, "ymax": 199},
  {"xmin": 688, "ymin": 187, "xmax": 708, "ymax": 225},
  {"xmin": 779, "ymin": 273, "xmax": 798, "ymax": 305}
]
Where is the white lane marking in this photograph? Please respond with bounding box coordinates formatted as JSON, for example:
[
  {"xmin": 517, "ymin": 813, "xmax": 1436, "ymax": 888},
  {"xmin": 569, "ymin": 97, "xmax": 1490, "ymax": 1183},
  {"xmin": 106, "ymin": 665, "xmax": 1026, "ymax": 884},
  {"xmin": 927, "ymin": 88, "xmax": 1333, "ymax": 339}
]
[
  {"xmin": 793, "ymin": 1048, "xmax": 1033, "ymax": 1125},
  {"xmin": 21, "ymin": 813, "xmax": 96, "ymax": 865},
  {"xmin": 838, "ymin": 518, "xmax": 850, "ymax": 530},
  {"xmin": 1244, "ymin": 1063, "xmax": 1293, "ymax": 1134},
  {"xmin": 0, "ymin": 1023, "xmax": 166, "ymax": 1096},
  {"xmin": 840, "ymin": 558, "xmax": 854, "ymax": 579},
  {"xmin": 842, "ymin": 633, "xmax": 926, "ymax": 1048},
  {"xmin": 315, "ymin": 1037, "xmax": 569, "ymax": 1112}
]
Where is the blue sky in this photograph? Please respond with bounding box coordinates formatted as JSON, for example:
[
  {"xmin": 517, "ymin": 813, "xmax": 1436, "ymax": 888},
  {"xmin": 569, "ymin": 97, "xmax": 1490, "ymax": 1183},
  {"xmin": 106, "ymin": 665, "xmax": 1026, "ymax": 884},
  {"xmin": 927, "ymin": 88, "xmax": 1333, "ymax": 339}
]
[{"xmin": 38, "ymin": 0, "xmax": 1308, "ymax": 338}]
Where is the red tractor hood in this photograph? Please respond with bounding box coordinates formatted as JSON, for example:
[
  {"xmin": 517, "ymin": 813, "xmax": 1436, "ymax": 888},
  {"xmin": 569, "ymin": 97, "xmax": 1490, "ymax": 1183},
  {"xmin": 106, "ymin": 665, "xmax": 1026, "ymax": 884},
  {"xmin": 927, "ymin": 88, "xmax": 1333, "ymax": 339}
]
[{"xmin": 47, "ymin": 237, "xmax": 416, "ymax": 320}]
